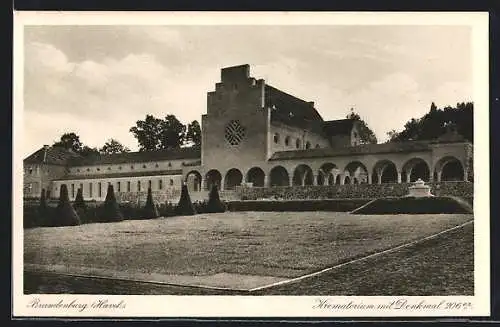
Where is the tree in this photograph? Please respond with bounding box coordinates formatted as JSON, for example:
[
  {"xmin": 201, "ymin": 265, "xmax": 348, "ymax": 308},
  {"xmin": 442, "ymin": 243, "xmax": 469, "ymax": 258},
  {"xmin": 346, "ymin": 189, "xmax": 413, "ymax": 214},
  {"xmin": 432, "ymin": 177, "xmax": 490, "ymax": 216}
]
[
  {"xmin": 388, "ymin": 102, "xmax": 473, "ymax": 143},
  {"xmin": 99, "ymin": 139, "xmax": 131, "ymax": 155},
  {"xmin": 100, "ymin": 184, "xmax": 123, "ymax": 222},
  {"xmin": 130, "ymin": 114, "xmax": 186, "ymax": 151},
  {"xmin": 160, "ymin": 115, "xmax": 186, "ymax": 149},
  {"xmin": 185, "ymin": 120, "xmax": 202, "ymax": 147},
  {"xmin": 53, "ymin": 132, "xmax": 100, "ymax": 157},
  {"xmin": 175, "ymin": 184, "xmax": 196, "ymax": 216},
  {"xmin": 205, "ymin": 184, "xmax": 226, "ymax": 213},
  {"xmin": 53, "ymin": 132, "xmax": 83, "ymax": 153},
  {"xmin": 143, "ymin": 187, "xmax": 159, "ymax": 219},
  {"xmin": 80, "ymin": 146, "xmax": 100, "ymax": 158},
  {"xmin": 37, "ymin": 188, "xmax": 49, "ymax": 227},
  {"xmin": 54, "ymin": 184, "xmax": 81, "ymax": 227},
  {"xmin": 129, "ymin": 115, "xmax": 164, "ymax": 152},
  {"xmin": 346, "ymin": 109, "xmax": 377, "ymax": 144}
]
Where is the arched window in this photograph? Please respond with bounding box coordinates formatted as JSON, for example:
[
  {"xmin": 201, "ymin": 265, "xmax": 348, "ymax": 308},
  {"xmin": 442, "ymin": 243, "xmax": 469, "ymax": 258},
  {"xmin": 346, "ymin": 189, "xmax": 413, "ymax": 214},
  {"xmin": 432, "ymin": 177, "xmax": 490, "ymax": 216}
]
[
  {"xmin": 137, "ymin": 181, "xmax": 141, "ymax": 192},
  {"xmin": 148, "ymin": 180, "xmax": 152, "ymax": 189},
  {"xmin": 273, "ymin": 133, "xmax": 280, "ymax": 144},
  {"xmin": 305, "ymin": 141, "xmax": 311, "ymax": 149},
  {"xmin": 315, "ymin": 144, "xmax": 320, "ymax": 148},
  {"xmin": 158, "ymin": 179, "xmax": 163, "ymax": 190},
  {"xmin": 285, "ymin": 136, "xmax": 291, "ymax": 146},
  {"xmin": 296, "ymin": 138, "xmax": 301, "ymax": 149},
  {"xmin": 169, "ymin": 179, "xmax": 174, "ymax": 186}
]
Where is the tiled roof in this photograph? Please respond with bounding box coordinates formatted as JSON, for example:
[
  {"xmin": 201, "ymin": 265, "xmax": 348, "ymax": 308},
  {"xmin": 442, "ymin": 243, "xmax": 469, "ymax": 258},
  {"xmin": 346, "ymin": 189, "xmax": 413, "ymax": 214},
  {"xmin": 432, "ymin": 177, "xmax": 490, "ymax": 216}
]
[
  {"xmin": 53, "ymin": 169, "xmax": 183, "ymax": 181},
  {"xmin": 266, "ymin": 85, "xmax": 324, "ymax": 130},
  {"xmin": 269, "ymin": 141, "xmax": 433, "ymax": 160},
  {"xmin": 68, "ymin": 147, "xmax": 201, "ymax": 166},
  {"xmin": 24, "ymin": 146, "xmax": 82, "ymax": 166},
  {"xmin": 323, "ymin": 119, "xmax": 356, "ymax": 136}
]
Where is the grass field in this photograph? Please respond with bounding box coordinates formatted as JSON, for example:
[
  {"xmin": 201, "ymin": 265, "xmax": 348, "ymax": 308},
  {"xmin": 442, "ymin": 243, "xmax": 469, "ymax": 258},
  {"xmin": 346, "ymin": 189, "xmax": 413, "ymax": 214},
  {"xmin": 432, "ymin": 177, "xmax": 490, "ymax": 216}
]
[
  {"xmin": 24, "ymin": 221, "xmax": 473, "ymax": 295},
  {"xmin": 24, "ymin": 211, "xmax": 473, "ymax": 292}
]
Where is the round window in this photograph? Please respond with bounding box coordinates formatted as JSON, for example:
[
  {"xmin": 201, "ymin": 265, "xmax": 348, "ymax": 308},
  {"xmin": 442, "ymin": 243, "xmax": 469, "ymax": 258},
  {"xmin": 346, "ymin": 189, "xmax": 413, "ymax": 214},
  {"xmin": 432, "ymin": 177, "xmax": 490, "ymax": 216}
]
[{"xmin": 225, "ymin": 120, "xmax": 246, "ymax": 146}]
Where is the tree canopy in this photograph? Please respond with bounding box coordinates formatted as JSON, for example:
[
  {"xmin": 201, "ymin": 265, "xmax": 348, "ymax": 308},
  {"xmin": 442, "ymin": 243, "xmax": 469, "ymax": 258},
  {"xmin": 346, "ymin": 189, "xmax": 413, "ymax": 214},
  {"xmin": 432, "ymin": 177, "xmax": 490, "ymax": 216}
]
[
  {"xmin": 99, "ymin": 139, "xmax": 131, "ymax": 155},
  {"xmin": 53, "ymin": 133, "xmax": 127, "ymax": 157},
  {"xmin": 346, "ymin": 109, "xmax": 377, "ymax": 144},
  {"xmin": 53, "ymin": 133, "xmax": 83, "ymax": 153},
  {"xmin": 185, "ymin": 120, "xmax": 202, "ymax": 147},
  {"xmin": 129, "ymin": 115, "xmax": 200, "ymax": 151},
  {"xmin": 387, "ymin": 102, "xmax": 473, "ymax": 143}
]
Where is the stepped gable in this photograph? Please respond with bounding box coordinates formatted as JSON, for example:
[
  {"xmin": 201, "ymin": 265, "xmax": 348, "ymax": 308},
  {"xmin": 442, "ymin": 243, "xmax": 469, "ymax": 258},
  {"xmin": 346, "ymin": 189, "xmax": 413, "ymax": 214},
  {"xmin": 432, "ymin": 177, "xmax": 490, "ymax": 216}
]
[
  {"xmin": 24, "ymin": 146, "xmax": 82, "ymax": 166},
  {"xmin": 269, "ymin": 141, "xmax": 432, "ymax": 160},
  {"xmin": 68, "ymin": 147, "xmax": 201, "ymax": 166}
]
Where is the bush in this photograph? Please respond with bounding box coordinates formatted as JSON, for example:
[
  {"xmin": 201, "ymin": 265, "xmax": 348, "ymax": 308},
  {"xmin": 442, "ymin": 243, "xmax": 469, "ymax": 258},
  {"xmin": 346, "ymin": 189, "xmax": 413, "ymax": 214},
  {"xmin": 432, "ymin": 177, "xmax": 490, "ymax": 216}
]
[
  {"xmin": 226, "ymin": 199, "xmax": 370, "ymax": 212},
  {"xmin": 36, "ymin": 188, "xmax": 50, "ymax": 227},
  {"xmin": 158, "ymin": 202, "xmax": 176, "ymax": 217},
  {"xmin": 73, "ymin": 188, "xmax": 86, "ymax": 210},
  {"xmin": 205, "ymin": 185, "xmax": 226, "ymax": 213},
  {"xmin": 350, "ymin": 196, "xmax": 473, "ymax": 215},
  {"xmin": 175, "ymin": 184, "xmax": 196, "ymax": 216},
  {"xmin": 54, "ymin": 184, "xmax": 81, "ymax": 226},
  {"xmin": 143, "ymin": 187, "xmax": 159, "ymax": 219},
  {"xmin": 100, "ymin": 184, "xmax": 124, "ymax": 222}
]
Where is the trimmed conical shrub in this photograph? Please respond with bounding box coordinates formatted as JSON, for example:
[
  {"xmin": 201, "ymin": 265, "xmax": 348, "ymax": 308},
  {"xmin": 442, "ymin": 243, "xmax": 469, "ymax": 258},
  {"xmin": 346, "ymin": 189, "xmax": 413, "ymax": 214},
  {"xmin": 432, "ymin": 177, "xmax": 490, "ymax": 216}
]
[
  {"xmin": 206, "ymin": 184, "xmax": 226, "ymax": 213},
  {"xmin": 175, "ymin": 183, "xmax": 196, "ymax": 216},
  {"xmin": 73, "ymin": 187, "xmax": 86, "ymax": 210},
  {"xmin": 73, "ymin": 187, "xmax": 88, "ymax": 223},
  {"xmin": 35, "ymin": 188, "xmax": 49, "ymax": 227},
  {"xmin": 143, "ymin": 187, "xmax": 159, "ymax": 219},
  {"xmin": 54, "ymin": 184, "xmax": 81, "ymax": 226},
  {"xmin": 100, "ymin": 184, "xmax": 123, "ymax": 222}
]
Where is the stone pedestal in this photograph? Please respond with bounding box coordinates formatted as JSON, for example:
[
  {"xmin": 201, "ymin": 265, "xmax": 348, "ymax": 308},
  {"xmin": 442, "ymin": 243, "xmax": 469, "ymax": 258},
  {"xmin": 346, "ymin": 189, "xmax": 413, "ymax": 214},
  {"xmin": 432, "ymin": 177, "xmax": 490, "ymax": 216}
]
[{"xmin": 407, "ymin": 178, "xmax": 433, "ymax": 197}]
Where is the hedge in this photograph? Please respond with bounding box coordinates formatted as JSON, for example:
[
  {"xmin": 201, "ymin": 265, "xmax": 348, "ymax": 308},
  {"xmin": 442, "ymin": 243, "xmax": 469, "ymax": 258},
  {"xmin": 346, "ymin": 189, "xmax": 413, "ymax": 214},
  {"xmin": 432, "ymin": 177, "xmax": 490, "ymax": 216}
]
[
  {"xmin": 351, "ymin": 196, "xmax": 473, "ymax": 215},
  {"xmin": 225, "ymin": 199, "xmax": 371, "ymax": 212}
]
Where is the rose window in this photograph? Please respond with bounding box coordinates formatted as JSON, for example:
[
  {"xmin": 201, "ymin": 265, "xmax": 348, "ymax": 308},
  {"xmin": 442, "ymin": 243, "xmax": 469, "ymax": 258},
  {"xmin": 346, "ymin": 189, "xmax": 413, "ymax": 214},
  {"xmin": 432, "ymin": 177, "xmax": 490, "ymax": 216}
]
[{"xmin": 224, "ymin": 120, "xmax": 246, "ymax": 146}]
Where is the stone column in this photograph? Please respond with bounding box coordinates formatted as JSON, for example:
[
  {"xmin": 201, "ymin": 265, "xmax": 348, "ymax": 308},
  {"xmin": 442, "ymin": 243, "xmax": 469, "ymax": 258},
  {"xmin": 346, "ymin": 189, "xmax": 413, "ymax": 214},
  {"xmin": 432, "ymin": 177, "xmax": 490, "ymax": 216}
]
[
  {"xmin": 220, "ymin": 176, "xmax": 225, "ymax": 191},
  {"xmin": 263, "ymin": 174, "xmax": 269, "ymax": 188},
  {"xmin": 406, "ymin": 172, "xmax": 411, "ymax": 183},
  {"xmin": 436, "ymin": 171, "xmax": 442, "ymax": 183},
  {"xmin": 288, "ymin": 174, "xmax": 293, "ymax": 187},
  {"xmin": 367, "ymin": 173, "xmax": 372, "ymax": 185},
  {"xmin": 313, "ymin": 174, "xmax": 319, "ymax": 186},
  {"xmin": 377, "ymin": 173, "xmax": 382, "ymax": 185},
  {"xmin": 200, "ymin": 177, "xmax": 206, "ymax": 191},
  {"xmin": 339, "ymin": 174, "xmax": 345, "ymax": 185},
  {"xmin": 397, "ymin": 171, "xmax": 402, "ymax": 184},
  {"xmin": 463, "ymin": 169, "xmax": 469, "ymax": 182}
]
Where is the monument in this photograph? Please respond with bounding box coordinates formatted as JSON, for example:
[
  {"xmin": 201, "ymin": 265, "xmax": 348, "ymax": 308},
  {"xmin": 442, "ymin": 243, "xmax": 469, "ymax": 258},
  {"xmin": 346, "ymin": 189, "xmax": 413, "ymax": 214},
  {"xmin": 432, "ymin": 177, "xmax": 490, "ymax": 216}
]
[{"xmin": 407, "ymin": 178, "xmax": 434, "ymax": 197}]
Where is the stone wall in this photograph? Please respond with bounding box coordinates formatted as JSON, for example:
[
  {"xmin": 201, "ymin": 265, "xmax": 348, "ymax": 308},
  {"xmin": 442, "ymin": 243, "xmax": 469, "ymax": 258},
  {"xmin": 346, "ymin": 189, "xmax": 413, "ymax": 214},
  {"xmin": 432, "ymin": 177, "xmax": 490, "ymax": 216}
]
[{"xmin": 235, "ymin": 181, "xmax": 473, "ymax": 201}]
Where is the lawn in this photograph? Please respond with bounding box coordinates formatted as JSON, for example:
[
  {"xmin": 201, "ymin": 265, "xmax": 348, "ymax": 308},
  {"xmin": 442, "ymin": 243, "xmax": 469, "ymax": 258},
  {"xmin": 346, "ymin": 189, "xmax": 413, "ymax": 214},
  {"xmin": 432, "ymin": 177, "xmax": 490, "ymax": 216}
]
[
  {"xmin": 24, "ymin": 212, "xmax": 473, "ymax": 290},
  {"xmin": 24, "ymin": 222, "xmax": 473, "ymax": 295}
]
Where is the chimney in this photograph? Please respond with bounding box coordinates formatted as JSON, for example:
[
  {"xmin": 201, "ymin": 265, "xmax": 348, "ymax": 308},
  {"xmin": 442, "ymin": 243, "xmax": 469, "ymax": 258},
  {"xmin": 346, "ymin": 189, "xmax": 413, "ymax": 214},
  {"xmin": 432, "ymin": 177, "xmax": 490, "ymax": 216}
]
[{"xmin": 42, "ymin": 145, "xmax": 49, "ymax": 163}]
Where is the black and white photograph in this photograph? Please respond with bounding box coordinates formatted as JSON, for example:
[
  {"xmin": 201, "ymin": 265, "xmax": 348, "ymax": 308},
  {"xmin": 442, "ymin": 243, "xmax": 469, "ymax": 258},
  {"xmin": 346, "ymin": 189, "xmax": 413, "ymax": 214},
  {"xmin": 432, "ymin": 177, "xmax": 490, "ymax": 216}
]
[{"xmin": 13, "ymin": 11, "xmax": 490, "ymax": 317}]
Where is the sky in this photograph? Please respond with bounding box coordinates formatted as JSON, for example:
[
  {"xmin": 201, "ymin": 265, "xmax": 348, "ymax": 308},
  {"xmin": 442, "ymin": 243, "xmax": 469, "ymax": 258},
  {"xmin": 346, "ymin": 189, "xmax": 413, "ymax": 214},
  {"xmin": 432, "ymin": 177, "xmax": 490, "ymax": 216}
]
[{"xmin": 22, "ymin": 24, "xmax": 472, "ymax": 156}]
